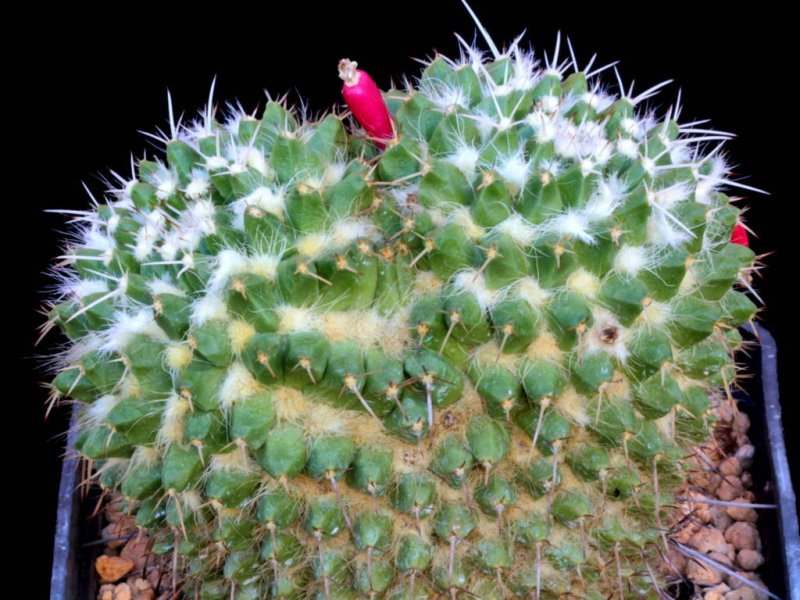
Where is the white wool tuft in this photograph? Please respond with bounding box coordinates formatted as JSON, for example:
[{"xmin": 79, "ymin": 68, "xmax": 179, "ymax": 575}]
[
  {"xmin": 584, "ymin": 177, "xmax": 626, "ymax": 221},
  {"xmin": 452, "ymin": 269, "xmax": 500, "ymax": 310},
  {"xmin": 514, "ymin": 277, "xmax": 550, "ymax": 308},
  {"xmin": 233, "ymin": 186, "xmax": 286, "ymax": 228},
  {"xmin": 191, "ymin": 293, "xmax": 229, "ymax": 325},
  {"xmin": 154, "ymin": 171, "xmax": 178, "ymax": 200},
  {"xmin": 158, "ymin": 393, "xmax": 191, "ymax": 445},
  {"xmin": 639, "ymin": 299, "xmax": 670, "ymax": 327},
  {"xmin": 550, "ymin": 210, "xmax": 594, "ymax": 244},
  {"xmin": 472, "ymin": 110, "xmax": 499, "ymax": 140},
  {"xmin": 555, "ymin": 119, "xmax": 608, "ymax": 162},
  {"xmin": 494, "ymin": 214, "xmax": 537, "ymax": 246},
  {"xmin": 620, "ymin": 117, "xmax": 645, "ymax": 138},
  {"xmin": 614, "ymin": 245, "xmax": 648, "ymax": 276},
  {"xmin": 208, "ymin": 249, "xmax": 249, "ymax": 294},
  {"xmin": 496, "ymin": 153, "xmax": 531, "ymax": 190},
  {"xmin": 448, "ymin": 208, "xmax": 485, "ymax": 241},
  {"xmin": 248, "ymin": 253, "xmax": 281, "ymax": 280},
  {"xmin": 134, "ymin": 210, "xmax": 166, "ymax": 261},
  {"xmin": 329, "ymin": 218, "xmax": 378, "ymax": 249},
  {"xmin": 539, "ymin": 94, "xmax": 560, "ymax": 113},
  {"xmin": 295, "ymin": 233, "xmax": 330, "ymax": 258},
  {"xmin": 206, "ymin": 155, "xmax": 228, "ymax": 170},
  {"xmin": 566, "ymin": 269, "xmax": 600, "ymax": 298},
  {"xmin": 101, "ymin": 309, "xmax": 168, "ymax": 352},
  {"xmin": 219, "ymin": 362, "xmax": 261, "ymax": 410},
  {"xmin": 239, "ymin": 146, "xmax": 269, "ymax": 176},
  {"xmin": 581, "ymin": 90, "xmax": 615, "ymax": 113},
  {"xmin": 106, "ymin": 213, "xmax": 120, "ymax": 234},
  {"xmin": 426, "ymin": 84, "xmax": 470, "ymax": 111},
  {"xmin": 322, "ymin": 162, "xmax": 347, "ymax": 187},
  {"xmin": 645, "ymin": 214, "xmax": 690, "ymax": 247},
  {"xmin": 446, "ymin": 145, "xmax": 481, "ymax": 178},
  {"xmin": 82, "ymin": 227, "xmax": 114, "ymax": 253},
  {"xmin": 276, "ymin": 305, "xmax": 319, "ymax": 334},
  {"xmin": 651, "ymin": 183, "xmax": 692, "ymax": 209},
  {"xmin": 157, "ymin": 231, "xmax": 181, "ymax": 261},
  {"xmin": 70, "ymin": 280, "xmax": 109, "ymax": 299},
  {"xmin": 147, "ymin": 279, "xmax": 186, "ymax": 297},
  {"xmin": 616, "ymin": 137, "xmax": 639, "ymax": 158},
  {"xmin": 86, "ymin": 394, "xmax": 121, "ymax": 425},
  {"xmin": 526, "ymin": 110, "xmax": 556, "ymax": 142},
  {"xmin": 185, "ymin": 171, "xmax": 210, "ymax": 199}
]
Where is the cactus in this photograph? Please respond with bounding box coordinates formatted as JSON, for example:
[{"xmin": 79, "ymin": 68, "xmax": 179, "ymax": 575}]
[{"xmin": 42, "ymin": 7, "xmax": 762, "ymax": 599}]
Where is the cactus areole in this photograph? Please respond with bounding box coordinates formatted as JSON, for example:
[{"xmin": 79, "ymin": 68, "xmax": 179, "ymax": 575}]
[{"xmin": 43, "ymin": 8, "xmax": 764, "ymax": 600}]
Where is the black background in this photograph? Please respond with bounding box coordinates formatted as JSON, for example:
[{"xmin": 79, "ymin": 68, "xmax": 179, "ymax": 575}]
[{"xmin": 14, "ymin": 3, "xmax": 796, "ymax": 597}]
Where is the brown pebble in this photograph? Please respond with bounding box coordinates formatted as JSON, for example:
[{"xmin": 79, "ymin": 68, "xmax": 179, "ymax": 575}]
[
  {"xmin": 693, "ymin": 470, "xmax": 723, "ymax": 491},
  {"xmin": 724, "ymin": 588, "xmax": 758, "ymax": 600},
  {"xmin": 130, "ymin": 578, "xmax": 155, "ymax": 600},
  {"xmin": 100, "ymin": 524, "xmax": 125, "ymax": 551},
  {"xmin": 716, "ymin": 402, "xmax": 735, "ymax": 424},
  {"xmin": 736, "ymin": 549, "xmax": 764, "ymax": 571},
  {"xmin": 725, "ymin": 497, "xmax": 758, "ymax": 523},
  {"xmin": 145, "ymin": 566, "xmax": 161, "ymax": 591},
  {"xmin": 135, "ymin": 588, "xmax": 155, "ymax": 600},
  {"xmin": 133, "ymin": 578, "xmax": 151, "ymax": 590},
  {"xmin": 717, "ymin": 476, "xmax": 745, "ymax": 501},
  {"xmin": 672, "ymin": 523, "xmax": 699, "ymax": 544},
  {"xmin": 691, "ymin": 527, "xmax": 729, "ymax": 555},
  {"xmin": 719, "ymin": 456, "xmax": 742, "ymax": 477},
  {"xmin": 704, "ymin": 584, "xmax": 731, "ymax": 600},
  {"xmin": 734, "ymin": 444, "xmax": 755, "ymax": 469},
  {"xmin": 120, "ymin": 534, "xmax": 151, "ymax": 572},
  {"xmin": 101, "ymin": 517, "xmax": 137, "ymax": 550},
  {"xmin": 687, "ymin": 555, "xmax": 724, "ymax": 586},
  {"xmin": 103, "ymin": 497, "xmax": 126, "ymax": 524},
  {"xmin": 726, "ymin": 543, "xmax": 738, "ymax": 562},
  {"xmin": 741, "ymin": 472, "xmax": 753, "ymax": 488},
  {"xmin": 729, "ymin": 574, "xmax": 769, "ymax": 600},
  {"xmin": 696, "ymin": 502, "xmax": 714, "ymax": 524},
  {"xmin": 711, "ymin": 506, "xmax": 734, "ymax": 532},
  {"xmin": 725, "ymin": 521, "xmax": 759, "ymax": 551},
  {"xmin": 710, "ymin": 551, "xmax": 733, "ymax": 567},
  {"xmin": 732, "ymin": 412, "xmax": 750, "ymax": 437},
  {"xmin": 113, "ymin": 583, "xmax": 132, "ymax": 600},
  {"xmin": 96, "ymin": 555, "xmax": 135, "ymax": 583},
  {"xmin": 99, "ymin": 584, "xmax": 116, "ymax": 600},
  {"xmin": 661, "ymin": 547, "xmax": 688, "ymax": 576}
]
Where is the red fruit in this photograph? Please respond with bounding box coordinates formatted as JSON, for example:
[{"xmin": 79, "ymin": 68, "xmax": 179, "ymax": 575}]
[
  {"xmin": 339, "ymin": 59, "xmax": 395, "ymax": 148},
  {"xmin": 731, "ymin": 223, "xmax": 750, "ymax": 247}
]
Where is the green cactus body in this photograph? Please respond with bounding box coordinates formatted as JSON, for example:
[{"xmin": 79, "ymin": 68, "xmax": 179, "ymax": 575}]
[{"xmin": 44, "ymin": 18, "xmax": 758, "ymax": 600}]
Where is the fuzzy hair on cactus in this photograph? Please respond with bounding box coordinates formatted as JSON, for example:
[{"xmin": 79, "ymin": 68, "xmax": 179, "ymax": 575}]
[{"xmin": 42, "ymin": 7, "xmax": 764, "ymax": 600}]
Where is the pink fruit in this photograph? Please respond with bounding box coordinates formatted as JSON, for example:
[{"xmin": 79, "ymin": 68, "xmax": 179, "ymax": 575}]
[{"xmin": 339, "ymin": 58, "xmax": 395, "ymax": 147}]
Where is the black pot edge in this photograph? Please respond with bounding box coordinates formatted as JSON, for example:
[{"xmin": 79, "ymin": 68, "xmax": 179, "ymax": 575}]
[
  {"xmin": 51, "ymin": 409, "xmax": 80, "ymax": 600},
  {"xmin": 49, "ymin": 327, "xmax": 800, "ymax": 599},
  {"xmin": 752, "ymin": 324, "xmax": 800, "ymax": 597}
]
